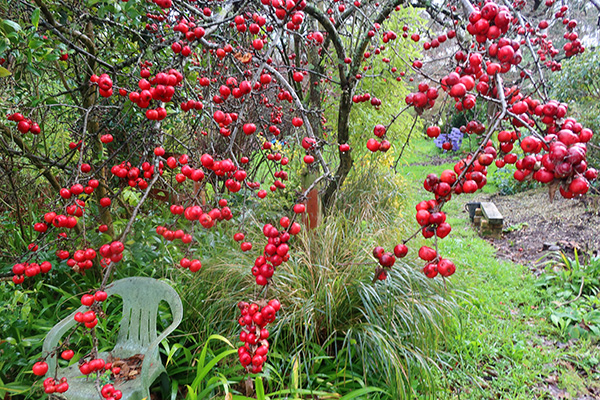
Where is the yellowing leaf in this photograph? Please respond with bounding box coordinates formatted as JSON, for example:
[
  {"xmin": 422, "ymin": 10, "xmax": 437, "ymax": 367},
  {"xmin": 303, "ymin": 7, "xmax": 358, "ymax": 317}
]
[{"xmin": 0, "ymin": 67, "xmax": 11, "ymax": 78}]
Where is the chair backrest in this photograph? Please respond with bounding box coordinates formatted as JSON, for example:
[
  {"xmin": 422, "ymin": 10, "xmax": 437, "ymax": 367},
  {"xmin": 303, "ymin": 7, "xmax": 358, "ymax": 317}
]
[{"xmin": 104, "ymin": 277, "xmax": 183, "ymax": 356}]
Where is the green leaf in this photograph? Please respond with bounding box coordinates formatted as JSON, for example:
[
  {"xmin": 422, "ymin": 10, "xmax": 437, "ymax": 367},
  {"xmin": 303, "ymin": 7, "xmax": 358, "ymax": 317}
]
[
  {"xmin": 196, "ymin": 375, "xmax": 229, "ymax": 399},
  {"xmin": 339, "ymin": 387, "xmax": 387, "ymax": 400},
  {"xmin": 190, "ymin": 348, "xmax": 237, "ymax": 391},
  {"xmin": 0, "ymin": 67, "xmax": 11, "ymax": 78},
  {"xmin": 32, "ymin": 8, "xmax": 40, "ymax": 29},
  {"xmin": 267, "ymin": 389, "xmax": 338, "ymax": 397},
  {"xmin": 184, "ymin": 385, "xmax": 197, "ymax": 400},
  {"xmin": 2, "ymin": 20, "xmax": 21, "ymax": 33},
  {"xmin": 0, "ymin": 382, "xmax": 29, "ymax": 395},
  {"xmin": 28, "ymin": 37, "xmax": 44, "ymax": 50},
  {"xmin": 255, "ymin": 377, "xmax": 265, "ymax": 400},
  {"xmin": 170, "ymin": 379, "xmax": 178, "ymax": 400},
  {"xmin": 43, "ymin": 51, "xmax": 59, "ymax": 61}
]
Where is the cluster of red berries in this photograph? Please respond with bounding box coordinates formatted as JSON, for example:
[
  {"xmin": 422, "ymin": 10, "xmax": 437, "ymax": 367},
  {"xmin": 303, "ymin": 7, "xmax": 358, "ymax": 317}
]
[
  {"xmin": 173, "ymin": 18, "xmax": 205, "ymax": 42},
  {"xmin": 59, "ymin": 183, "xmax": 90, "ymax": 200},
  {"xmin": 415, "ymin": 200, "xmax": 452, "ymax": 240},
  {"xmin": 180, "ymin": 98, "xmax": 204, "ymax": 112},
  {"xmin": 156, "ymin": 225, "xmax": 193, "ymax": 243},
  {"xmin": 405, "ymin": 81, "xmax": 439, "ymax": 113},
  {"xmin": 467, "ymin": 2, "xmax": 513, "ymax": 44},
  {"xmin": 127, "ymin": 69, "xmax": 183, "ymax": 120},
  {"xmin": 11, "ymin": 261, "xmax": 52, "ymax": 284},
  {"xmin": 352, "ymin": 92, "xmax": 373, "ymax": 104},
  {"xmin": 233, "ymin": 13, "xmax": 268, "ymax": 34},
  {"xmin": 7, "ymin": 112, "xmax": 41, "ymax": 134},
  {"xmin": 371, "ymin": 244, "xmax": 407, "ymax": 281},
  {"xmin": 421, "ymin": 30, "xmax": 455, "ymax": 51},
  {"xmin": 110, "ymin": 160, "xmax": 159, "ymax": 190},
  {"xmin": 172, "ymin": 201, "xmax": 233, "ymax": 221},
  {"xmin": 237, "ymin": 299, "xmax": 280, "ymax": 374},
  {"xmin": 101, "ymin": 383, "xmax": 123, "ymax": 400},
  {"xmin": 74, "ymin": 309, "xmax": 99, "ymax": 328},
  {"xmin": 252, "ymin": 219, "xmax": 300, "ymax": 286},
  {"xmin": 152, "ymin": 0, "xmax": 171, "ymax": 9},
  {"xmin": 418, "ymin": 246, "xmax": 456, "ymax": 279},
  {"xmin": 301, "ymin": 136, "xmax": 317, "ymax": 164},
  {"xmin": 35, "ymin": 210, "xmax": 79, "ymax": 232},
  {"xmin": 210, "ymin": 77, "xmax": 254, "ymax": 104},
  {"xmin": 65, "ymin": 247, "xmax": 97, "ymax": 271},
  {"xmin": 423, "ymin": 170, "xmax": 456, "ymax": 199},
  {"xmin": 413, "ymin": 198, "xmax": 456, "ymax": 279},
  {"xmin": 178, "ymin": 257, "xmax": 202, "ymax": 272},
  {"xmin": 78, "ymin": 358, "xmax": 107, "ymax": 375},
  {"xmin": 366, "ymin": 124, "xmax": 391, "ymax": 153},
  {"xmin": 80, "ymin": 290, "xmax": 108, "ymax": 306},
  {"xmin": 441, "ymin": 72, "xmax": 479, "ymax": 111},
  {"xmin": 462, "ymin": 120, "xmax": 486, "ymax": 135},
  {"xmin": 436, "ymin": 153, "xmax": 490, "ymax": 196},
  {"xmin": 514, "ymin": 119, "xmax": 596, "ymax": 197},
  {"xmin": 560, "ymin": 17, "xmax": 584, "ymax": 57},
  {"xmin": 90, "ymin": 73, "xmax": 113, "ymax": 98},
  {"xmin": 173, "ymin": 153, "xmax": 245, "ymax": 193},
  {"xmin": 99, "ymin": 240, "xmax": 125, "ymax": 264},
  {"xmin": 43, "ymin": 377, "xmax": 69, "ymax": 394},
  {"xmin": 258, "ymin": 168, "xmax": 289, "ymax": 196},
  {"xmin": 210, "ymin": 109, "xmax": 238, "ymax": 137},
  {"xmin": 494, "ymin": 130, "xmax": 520, "ymax": 167}
]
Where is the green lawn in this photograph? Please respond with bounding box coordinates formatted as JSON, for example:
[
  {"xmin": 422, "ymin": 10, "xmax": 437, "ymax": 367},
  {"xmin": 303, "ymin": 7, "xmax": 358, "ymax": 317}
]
[{"xmin": 397, "ymin": 136, "xmax": 600, "ymax": 399}]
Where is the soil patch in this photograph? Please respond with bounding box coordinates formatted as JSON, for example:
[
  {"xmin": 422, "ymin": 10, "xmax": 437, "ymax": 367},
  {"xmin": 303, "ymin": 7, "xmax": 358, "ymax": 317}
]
[{"xmin": 471, "ymin": 188, "xmax": 600, "ymax": 271}]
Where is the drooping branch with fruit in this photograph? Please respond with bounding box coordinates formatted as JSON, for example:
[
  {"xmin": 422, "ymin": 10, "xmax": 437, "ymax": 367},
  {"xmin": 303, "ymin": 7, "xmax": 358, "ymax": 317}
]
[{"xmin": 0, "ymin": 0, "xmax": 597, "ymax": 397}]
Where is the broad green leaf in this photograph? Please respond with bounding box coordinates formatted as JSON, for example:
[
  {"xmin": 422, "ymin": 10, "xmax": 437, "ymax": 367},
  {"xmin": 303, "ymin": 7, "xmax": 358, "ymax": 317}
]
[
  {"xmin": 28, "ymin": 37, "xmax": 44, "ymax": 50},
  {"xmin": 43, "ymin": 51, "xmax": 60, "ymax": 61},
  {"xmin": 0, "ymin": 381, "xmax": 29, "ymax": 395},
  {"xmin": 0, "ymin": 66, "xmax": 10, "ymax": 77},
  {"xmin": 185, "ymin": 385, "xmax": 197, "ymax": 400},
  {"xmin": 170, "ymin": 380, "xmax": 178, "ymax": 400},
  {"xmin": 2, "ymin": 20, "xmax": 21, "ymax": 33},
  {"xmin": 255, "ymin": 377, "xmax": 265, "ymax": 400},
  {"xmin": 291, "ymin": 354, "xmax": 299, "ymax": 391},
  {"xmin": 32, "ymin": 8, "xmax": 40, "ymax": 29}
]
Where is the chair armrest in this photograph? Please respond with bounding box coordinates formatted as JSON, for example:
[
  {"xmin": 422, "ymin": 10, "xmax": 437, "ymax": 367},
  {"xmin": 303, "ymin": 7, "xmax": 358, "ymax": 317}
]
[{"xmin": 42, "ymin": 305, "xmax": 87, "ymax": 376}]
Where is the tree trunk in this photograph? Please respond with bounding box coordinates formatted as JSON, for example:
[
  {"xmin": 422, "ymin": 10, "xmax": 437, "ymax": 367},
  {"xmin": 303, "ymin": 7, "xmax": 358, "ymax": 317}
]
[{"xmin": 321, "ymin": 86, "xmax": 353, "ymax": 211}]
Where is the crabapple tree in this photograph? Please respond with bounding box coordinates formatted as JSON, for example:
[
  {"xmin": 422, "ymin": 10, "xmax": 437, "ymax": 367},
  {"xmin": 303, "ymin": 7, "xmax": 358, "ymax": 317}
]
[{"xmin": 0, "ymin": 0, "xmax": 597, "ymax": 397}]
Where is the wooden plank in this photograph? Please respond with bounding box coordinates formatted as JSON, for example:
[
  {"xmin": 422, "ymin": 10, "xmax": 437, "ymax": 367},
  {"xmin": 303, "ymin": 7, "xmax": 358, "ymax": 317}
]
[{"xmin": 480, "ymin": 202, "xmax": 503, "ymax": 225}]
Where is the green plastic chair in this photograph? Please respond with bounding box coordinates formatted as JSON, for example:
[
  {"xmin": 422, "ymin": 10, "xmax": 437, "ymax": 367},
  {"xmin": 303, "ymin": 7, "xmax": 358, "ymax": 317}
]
[{"xmin": 42, "ymin": 277, "xmax": 183, "ymax": 400}]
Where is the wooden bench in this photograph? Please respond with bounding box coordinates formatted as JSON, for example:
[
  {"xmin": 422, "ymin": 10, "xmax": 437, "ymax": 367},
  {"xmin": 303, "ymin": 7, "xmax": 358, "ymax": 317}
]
[{"xmin": 472, "ymin": 202, "xmax": 504, "ymax": 238}]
